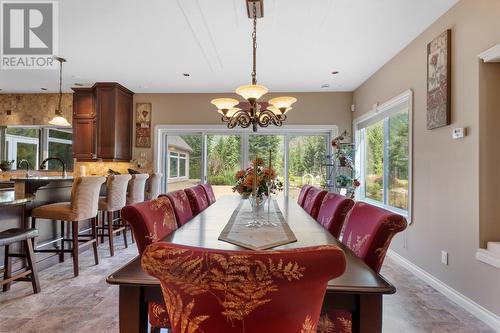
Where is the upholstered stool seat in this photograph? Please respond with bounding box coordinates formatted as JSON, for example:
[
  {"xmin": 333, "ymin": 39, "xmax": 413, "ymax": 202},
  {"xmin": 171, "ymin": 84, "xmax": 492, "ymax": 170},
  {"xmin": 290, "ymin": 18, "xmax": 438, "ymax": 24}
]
[
  {"xmin": 32, "ymin": 202, "xmax": 77, "ymax": 221},
  {"xmin": 31, "ymin": 176, "xmax": 106, "ymax": 277},
  {"xmin": 1, "ymin": 228, "xmax": 40, "ymax": 294},
  {"xmin": 0, "ymin": 228, "xmax": 39, "ymax": 246}
]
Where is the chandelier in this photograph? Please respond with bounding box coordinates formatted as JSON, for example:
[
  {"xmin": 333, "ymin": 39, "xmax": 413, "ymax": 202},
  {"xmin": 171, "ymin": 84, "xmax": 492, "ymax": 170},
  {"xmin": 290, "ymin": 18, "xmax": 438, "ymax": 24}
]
[
  {"xmin": 48, "ymin": 56, "xmax": 71, "ymax": 127},
  {"xmin": 210, "ymin": 0, "xmax": 296, "ymax": 132}
]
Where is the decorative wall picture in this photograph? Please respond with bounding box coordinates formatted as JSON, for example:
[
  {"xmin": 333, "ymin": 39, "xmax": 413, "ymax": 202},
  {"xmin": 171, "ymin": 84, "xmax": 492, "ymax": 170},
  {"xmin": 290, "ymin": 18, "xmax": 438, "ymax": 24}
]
[
  {"xmin": 135, "ymin": 103, "xmax": 152, "ymax": 148},
  {"xmin": 427, "ymin": 29, "xmax": 451, "ymax": 130}
]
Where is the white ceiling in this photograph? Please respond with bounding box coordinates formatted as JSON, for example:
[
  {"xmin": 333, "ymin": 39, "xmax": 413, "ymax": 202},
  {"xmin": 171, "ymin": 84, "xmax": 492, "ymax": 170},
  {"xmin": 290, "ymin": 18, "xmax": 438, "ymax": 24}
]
[{"xmin": 0, "ymin": 0, "xmax": 459, "ymax": 93}]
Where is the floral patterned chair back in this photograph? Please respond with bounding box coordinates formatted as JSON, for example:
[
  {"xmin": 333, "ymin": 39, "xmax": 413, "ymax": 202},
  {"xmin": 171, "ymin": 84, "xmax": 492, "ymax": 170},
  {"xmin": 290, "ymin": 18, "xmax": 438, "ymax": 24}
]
[
  {"xmin": 121, "ymin": 196, "xmax": 178, "ymax": 255},
  {"xmin": 166, "ymin": 190, "xmax": 194, "ymax": 227},
  {"xmin": 200, "ymin": 184, "xmax": 216, "ymax": 205},
  {"xmin": 297, "ymin": 185, "xmax": 313, "ymax": 207},
  {"xmin": 142, "ymin": 243, "xmax": 346, "ymax": 333},
  {"xmin": 341, "ymin": 201, "xmax": 407, "ymax": 273},
  {"xmin": 184, "ymin": 185, "xmax": 210, "ymax": 216},
  {"xmin": 302, "ymin": 187, "xmax": 327, "ymax": 219},
  {"xmin": 316, "ymin": 193, "xmax": 354, "ymax": 238},
  {"xmin": 121, "ymin": 196, "xmax": 179, "ymax": 331}
]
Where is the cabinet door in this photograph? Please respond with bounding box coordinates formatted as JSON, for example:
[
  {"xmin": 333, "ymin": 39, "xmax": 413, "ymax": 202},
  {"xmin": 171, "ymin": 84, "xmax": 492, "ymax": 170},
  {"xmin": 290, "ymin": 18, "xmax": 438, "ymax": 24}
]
[
  {"xmin": 72, "ymin": 118, "xmax": 97, "ymax": 160},
  {"xmin": 114, "ymin": 88, "xmax": 133, "ymax": 160},
  {"xmin": 95, "ymin": 86, "xmax": 116, "ymax": 159},
  {"xmin": 72, "ymin": 89, "xmax": 95, "ymax": 118}
]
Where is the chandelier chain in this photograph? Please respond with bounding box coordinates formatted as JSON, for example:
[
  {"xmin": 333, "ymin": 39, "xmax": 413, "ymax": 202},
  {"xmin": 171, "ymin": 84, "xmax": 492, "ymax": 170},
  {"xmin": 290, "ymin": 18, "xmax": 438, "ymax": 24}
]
[
  {"xmin": 251, "ymin": 2, "xmax": 257, "ymax": 85},
  {"xmin": 57, "ymin": 59, "xmax": 63, "ymax": 113}
]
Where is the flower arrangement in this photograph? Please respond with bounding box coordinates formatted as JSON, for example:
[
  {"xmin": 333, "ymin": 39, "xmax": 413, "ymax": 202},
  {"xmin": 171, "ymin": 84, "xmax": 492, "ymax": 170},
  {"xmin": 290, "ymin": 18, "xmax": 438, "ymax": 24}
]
[{"xmin": 232, "ymin": 157, "xmax": 283, "ymax": 199}]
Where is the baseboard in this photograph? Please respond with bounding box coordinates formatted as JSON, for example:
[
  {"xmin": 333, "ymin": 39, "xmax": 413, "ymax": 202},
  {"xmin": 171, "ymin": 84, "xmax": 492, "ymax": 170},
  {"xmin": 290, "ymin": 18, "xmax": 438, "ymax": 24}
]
[{"xmin": 387, "ymin": 250, "xmax": 500, "ymax": 332}]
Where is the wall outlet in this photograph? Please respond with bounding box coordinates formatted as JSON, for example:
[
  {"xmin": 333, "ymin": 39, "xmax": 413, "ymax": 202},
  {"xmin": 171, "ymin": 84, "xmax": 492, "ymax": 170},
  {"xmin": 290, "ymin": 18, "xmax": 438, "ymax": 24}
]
[{"xmin": 441, "ymin": 250, "xmax": 449, "ymax": 265}]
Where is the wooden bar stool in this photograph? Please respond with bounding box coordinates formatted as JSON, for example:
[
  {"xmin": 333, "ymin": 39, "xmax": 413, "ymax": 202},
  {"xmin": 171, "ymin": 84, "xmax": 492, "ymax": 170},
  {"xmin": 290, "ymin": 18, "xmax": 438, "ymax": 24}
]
[
  {"xmin": 126, "ymin": 173, "xmax": 149, "ymax": 243},
  {"xmin": 97, "ymin": 174, "xmax": 131, "ymax": 256},
  {"xmin": 31, "ymin": 176, "xmax": 106, "ymax": 277},
  {"xmin": 0, "ymin": 228, "xmax": 40, "ymax": 294}
]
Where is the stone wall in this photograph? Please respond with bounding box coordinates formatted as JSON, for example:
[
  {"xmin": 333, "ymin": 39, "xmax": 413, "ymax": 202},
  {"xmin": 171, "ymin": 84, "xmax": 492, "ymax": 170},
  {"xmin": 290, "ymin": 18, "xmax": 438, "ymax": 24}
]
[{"xmin": 0, "ymin": 93, "xmax": 72, "ymax": 126}]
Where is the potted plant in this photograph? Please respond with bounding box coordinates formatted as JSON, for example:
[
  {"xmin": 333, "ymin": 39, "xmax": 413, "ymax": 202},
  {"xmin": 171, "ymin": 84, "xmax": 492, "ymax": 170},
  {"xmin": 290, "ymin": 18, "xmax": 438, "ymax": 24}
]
[{"xmin": 0, "ymin": 160, "xmax": 14, "ymax": 171}]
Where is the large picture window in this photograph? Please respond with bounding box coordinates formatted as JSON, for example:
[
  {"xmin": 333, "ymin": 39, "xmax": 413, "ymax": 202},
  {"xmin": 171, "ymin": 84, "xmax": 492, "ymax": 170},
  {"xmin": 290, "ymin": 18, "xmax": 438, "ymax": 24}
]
[{"xmin": 355, "ymin": 90, "xmax": 412, "ymax": 218}]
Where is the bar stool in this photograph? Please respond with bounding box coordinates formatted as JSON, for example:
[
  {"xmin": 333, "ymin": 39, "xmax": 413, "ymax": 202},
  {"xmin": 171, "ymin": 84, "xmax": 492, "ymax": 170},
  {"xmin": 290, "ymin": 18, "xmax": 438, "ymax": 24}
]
[
  {"xmin": 31, "ymin": 176, "xmax": 106, "ymax": 277},
  {"xmin": 127, "ymin": 173, "xmax": 149, "ymax": 204},
  {"xmin": 126, "ymin": 173, "xmax": 149, "ymax": 243},
  {"xmin": 0, "ymin": 228, "xmax": 40, "ymax": 294},
  {"xmin": 145, "ymin": 173, "xmax": 162, "ymax": 200},
  {"xmin": 97, "ymin": 174, "xmax": 131, "ymax": 256}
]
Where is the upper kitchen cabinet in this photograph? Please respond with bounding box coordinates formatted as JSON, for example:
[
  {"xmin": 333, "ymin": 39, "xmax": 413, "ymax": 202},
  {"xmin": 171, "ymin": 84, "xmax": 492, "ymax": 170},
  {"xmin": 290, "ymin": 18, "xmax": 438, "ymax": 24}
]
[{"xmin": 72, "ymin": 83, "xmax": 134, "ymax": 161}]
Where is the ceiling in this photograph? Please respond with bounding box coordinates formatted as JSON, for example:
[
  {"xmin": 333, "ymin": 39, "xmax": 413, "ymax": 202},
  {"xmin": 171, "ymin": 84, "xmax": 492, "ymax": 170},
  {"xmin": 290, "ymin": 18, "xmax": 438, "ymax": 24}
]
[{"xmin": 0, "ymin": 0, "xmax": 459, "ymax": 93}]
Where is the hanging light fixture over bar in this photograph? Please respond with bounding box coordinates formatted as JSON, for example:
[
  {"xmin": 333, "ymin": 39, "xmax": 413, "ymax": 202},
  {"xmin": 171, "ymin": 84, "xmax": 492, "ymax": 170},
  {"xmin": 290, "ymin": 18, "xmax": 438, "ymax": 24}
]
[
  {"xmin": 210, "ymin": 0, "xmax": 296, "ymax": 132},
  {"xmin": 48, "ymin": 56, "xmax": 71, "ymax": 127}
]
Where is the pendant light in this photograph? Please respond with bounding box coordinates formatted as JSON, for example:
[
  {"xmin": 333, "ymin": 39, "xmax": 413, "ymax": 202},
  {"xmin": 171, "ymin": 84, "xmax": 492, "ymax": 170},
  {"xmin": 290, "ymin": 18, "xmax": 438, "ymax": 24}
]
[{"xmin": 48, "ymin": 56, "xmax": 71, "ymax": 127}]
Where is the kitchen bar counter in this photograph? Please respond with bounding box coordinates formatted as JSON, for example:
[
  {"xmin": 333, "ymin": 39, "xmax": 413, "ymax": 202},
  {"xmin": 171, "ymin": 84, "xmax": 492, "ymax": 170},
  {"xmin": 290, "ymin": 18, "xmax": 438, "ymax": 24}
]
[{"xmin": 0, "ymin": 190, "xmax": 34, "ymax": 207}]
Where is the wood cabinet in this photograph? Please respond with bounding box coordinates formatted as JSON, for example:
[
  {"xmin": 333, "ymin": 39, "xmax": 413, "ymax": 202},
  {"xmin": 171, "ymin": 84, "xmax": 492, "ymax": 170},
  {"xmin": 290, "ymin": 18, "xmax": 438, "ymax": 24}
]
[{"xmin": 72, "ymin": 83, "xmax": 134, "ymax": 161}]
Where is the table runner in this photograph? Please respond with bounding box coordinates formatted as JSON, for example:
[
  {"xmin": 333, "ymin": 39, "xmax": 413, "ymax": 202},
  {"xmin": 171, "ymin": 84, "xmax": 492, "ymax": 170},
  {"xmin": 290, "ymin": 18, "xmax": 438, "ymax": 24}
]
[{"xmin": 218, "ymin": 199, "xmax": 297, "ymax": 250}]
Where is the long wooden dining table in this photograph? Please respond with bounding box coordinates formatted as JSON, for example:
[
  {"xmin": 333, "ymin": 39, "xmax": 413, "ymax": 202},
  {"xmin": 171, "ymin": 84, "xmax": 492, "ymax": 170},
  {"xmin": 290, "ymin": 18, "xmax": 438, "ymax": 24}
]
[{"xmin": 107, "ymin": 195, "xmax": 396, "ymax": 333}]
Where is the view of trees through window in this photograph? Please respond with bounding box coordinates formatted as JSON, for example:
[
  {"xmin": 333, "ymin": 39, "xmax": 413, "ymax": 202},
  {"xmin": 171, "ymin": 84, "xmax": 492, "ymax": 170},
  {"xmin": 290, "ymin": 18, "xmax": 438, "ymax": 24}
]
[
  {"xmin": 164, "ymin": 133, "xmax": 330, "ymax": 199},
  {"xmin": 363, "ymin": 109, "xmax": 409, "ymax": 210},
  {"xmin": 288, "ymin": 135, "xmax": 328, "ymax": 199}
]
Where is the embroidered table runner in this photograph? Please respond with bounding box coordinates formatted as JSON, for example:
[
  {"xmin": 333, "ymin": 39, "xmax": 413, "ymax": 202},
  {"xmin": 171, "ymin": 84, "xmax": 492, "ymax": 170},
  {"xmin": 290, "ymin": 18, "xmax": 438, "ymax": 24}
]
[{"xmin": 218, "ymin": 199, "xmax": 297, "ymax": 250}]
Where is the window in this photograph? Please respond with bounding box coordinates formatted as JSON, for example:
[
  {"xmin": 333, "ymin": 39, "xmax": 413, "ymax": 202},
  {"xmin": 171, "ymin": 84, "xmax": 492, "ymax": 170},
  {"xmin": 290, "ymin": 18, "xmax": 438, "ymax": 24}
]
[
  {"xmin": 157, "ymin": 127, "xmax": 337, "ymax": 198},
  {"xmin": 355, "ymin": 90, "xmax": 412, "ymax": 217},
  {"xmin": 47, "ymin": 129, "xmax": 73, "ymax": 171},
  {"xmin": 3, "ymin": 127, "xmax": 74, "ymax": 171}
]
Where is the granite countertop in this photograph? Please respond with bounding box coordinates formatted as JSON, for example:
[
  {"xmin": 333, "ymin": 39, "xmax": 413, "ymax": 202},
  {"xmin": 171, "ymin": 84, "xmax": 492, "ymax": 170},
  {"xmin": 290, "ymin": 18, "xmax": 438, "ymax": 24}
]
[
  {"xmin": 0, "ymin": 190, "xmax": 34, "ymax": 207},
  {"xmin": 11, "ymin": 176, "xmax": 74, "ymax": 181}
]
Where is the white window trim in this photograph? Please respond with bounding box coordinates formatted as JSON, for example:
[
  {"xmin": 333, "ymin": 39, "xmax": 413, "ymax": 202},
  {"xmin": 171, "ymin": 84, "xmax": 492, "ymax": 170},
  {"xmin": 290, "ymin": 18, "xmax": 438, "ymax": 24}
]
[
  {"xmin": 5, "ymin": 134, "xmax": 40, "ymax": 168},
  {"xmin": 155, "ymin": 125, "xmax": 339, "ymax": 194},
  {"xmin": 353, "ymin": 89, "xmax": 413, "ymax": 223}
]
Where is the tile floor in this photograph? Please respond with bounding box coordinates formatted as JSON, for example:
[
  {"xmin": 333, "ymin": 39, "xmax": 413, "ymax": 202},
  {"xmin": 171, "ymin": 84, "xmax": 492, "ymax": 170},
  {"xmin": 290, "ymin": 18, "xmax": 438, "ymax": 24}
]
[{"xmin": 0, "ymin": 238, "xmax": 495, "ymax": 333}]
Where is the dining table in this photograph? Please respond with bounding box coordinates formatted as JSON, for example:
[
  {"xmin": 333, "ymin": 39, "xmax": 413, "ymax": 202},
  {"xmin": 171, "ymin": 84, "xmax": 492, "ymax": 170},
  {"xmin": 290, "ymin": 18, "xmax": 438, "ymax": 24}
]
[{"xmin": 107, "ymin": 195, "xmax": 396, "ymax": 333}]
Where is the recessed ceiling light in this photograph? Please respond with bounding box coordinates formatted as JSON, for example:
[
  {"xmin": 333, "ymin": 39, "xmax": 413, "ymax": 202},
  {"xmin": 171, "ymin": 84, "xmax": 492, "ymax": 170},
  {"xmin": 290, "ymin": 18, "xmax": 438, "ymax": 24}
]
[
  {"xmin": 331, "ymin": 71, "xmax": 339, "ymax": 75},
  {"xmin": 41, "ymin": 88, "xmax": 48, "ymax": 91},
  {"xmin": 321, "ymin": 84, "xmax": 330, "ymax": 89},
  {"xmin": 183, "ymin": 73, "xmax": 190, "ymax": 77}
]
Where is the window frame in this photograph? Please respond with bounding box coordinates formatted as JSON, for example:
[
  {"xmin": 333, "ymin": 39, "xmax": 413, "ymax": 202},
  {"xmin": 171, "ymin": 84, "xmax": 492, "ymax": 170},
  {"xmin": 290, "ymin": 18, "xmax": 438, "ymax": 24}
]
[
  {"xmin": 155, "ymin": 125, "xmax": 338, "ymax": 195},
  {"xmin": 354, "ymin": 90, "xmax": 413, "ymax": 223}
]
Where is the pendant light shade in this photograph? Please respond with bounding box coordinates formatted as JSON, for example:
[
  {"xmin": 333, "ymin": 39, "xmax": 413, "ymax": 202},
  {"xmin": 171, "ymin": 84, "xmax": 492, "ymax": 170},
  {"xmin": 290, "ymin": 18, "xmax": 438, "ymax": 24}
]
[
  {"xmin": 49, "ymin": 115, "xmax": 71, "ymax": 127},
  {"xmin": 269, "ymin": 96, "xmax": 297, "ymax": 110},
  {"xmin": 217, "ymin": 107, "xmax": 241, "ymax": 117},
  {"xmin": 268, "ymin": 105, "xmax": 292, "ymax": 114},
  {"xmin": 211, "ymin": 98, "xmax": 239, "ymax": 111},
  {"xmin": 235, "ymin": 84, "xmax": 268, "ymax": 100}
]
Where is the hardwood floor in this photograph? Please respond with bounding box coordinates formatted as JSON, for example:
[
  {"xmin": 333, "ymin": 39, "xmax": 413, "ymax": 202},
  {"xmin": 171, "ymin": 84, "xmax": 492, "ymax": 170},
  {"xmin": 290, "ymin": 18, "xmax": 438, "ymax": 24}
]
[{"xmin": 0, "ymin": 238, "xmax": 495, "ymax": 333}]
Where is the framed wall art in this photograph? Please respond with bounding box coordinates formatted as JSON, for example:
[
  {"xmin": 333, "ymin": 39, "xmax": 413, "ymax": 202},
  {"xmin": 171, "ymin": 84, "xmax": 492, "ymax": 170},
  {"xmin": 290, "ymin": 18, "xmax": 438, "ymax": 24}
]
[
  {"xmin": 135, "ymin": 102, "xmax": 152, "ymax": 148},
  {"xmin": 427, "ymin": 29, "xmax": 451, "ymax": 130}
]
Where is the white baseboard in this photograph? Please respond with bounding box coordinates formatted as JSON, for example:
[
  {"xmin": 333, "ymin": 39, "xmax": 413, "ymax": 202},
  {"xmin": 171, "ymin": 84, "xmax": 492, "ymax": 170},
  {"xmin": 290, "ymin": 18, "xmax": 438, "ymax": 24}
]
[{"xmin": 387, "ymin": 250, "xmax": 500, "ymax": 332}]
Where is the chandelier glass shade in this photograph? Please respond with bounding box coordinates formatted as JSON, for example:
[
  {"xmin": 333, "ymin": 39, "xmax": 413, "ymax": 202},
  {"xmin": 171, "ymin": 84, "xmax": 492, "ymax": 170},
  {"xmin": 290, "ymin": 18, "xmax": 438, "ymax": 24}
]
[{"xmin": 210, "ymin": 1, "xmax": 296, "ymax": 132}]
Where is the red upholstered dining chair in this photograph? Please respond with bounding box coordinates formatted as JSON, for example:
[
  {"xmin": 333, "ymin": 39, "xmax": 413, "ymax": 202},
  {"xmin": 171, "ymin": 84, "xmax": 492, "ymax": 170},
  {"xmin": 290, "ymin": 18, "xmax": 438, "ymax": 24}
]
[
  {"xmin": 302, "ymin": 187, "xmax": 327, "ymax": 219},
  {"xmin": 166, "ymin": 190, "xmax": 194, "ymax": 227},
  {"xmin": 200, "ymin": 183, "xmax": 216, "ymax": 205},
  {"xmin": 315, "ymin": 193, "xmax": 354, "ymax": 238},
  {"xmin": 121, "ymin": 196, "xmax": 179, "ymax": 333},
  {"xmin": 184, "ymin": 185, "xmax": 210, "ymax": 215},
  {"xmin": 318, "ymin": 201, "xmax": 407, "ymax": 333},
  {"xmin": 297, "ymin": 184, "xmax": 313, "ymax": 207},
  {"xmin": 142, "ymin": 243, "xmax": 347, "ymax": 333}
]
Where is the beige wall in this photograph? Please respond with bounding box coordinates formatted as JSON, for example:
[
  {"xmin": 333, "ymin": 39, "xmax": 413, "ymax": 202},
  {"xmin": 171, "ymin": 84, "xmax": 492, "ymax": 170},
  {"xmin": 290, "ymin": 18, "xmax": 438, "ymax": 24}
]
[
  {"xmin": 353, "ymin": 0, "xmax": 500, "ymax": 316},
  {"xmin": 0, "ymin": 93, "xmax": 72, "ymax": 126},
  {"xmin": 132, "ymin": 92, "xmax": 353, "ymax": 161}
]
